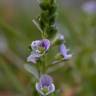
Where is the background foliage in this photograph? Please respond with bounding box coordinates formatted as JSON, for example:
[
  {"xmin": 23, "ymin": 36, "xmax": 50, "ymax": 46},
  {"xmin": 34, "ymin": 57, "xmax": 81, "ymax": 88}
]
[{"xmin": 0, "ymin": 0, "xmax": 96, "ymax": 96}]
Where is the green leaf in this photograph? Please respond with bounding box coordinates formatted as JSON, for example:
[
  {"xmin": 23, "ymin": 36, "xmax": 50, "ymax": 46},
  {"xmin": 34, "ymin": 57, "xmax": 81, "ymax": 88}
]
[
  {"xmin": 24, "ymin": 64, "xmax": 39, "ymax": 80},
  {"xmin": 32, "ymin": 19, "xmax": 43, "ymax": 33}
]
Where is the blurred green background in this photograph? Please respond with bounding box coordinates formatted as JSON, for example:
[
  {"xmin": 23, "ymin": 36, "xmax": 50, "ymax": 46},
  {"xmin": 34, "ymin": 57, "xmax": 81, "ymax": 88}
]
[{"xmin": 0, "ymin": 0, "xmax": 96, "ymax": 96}]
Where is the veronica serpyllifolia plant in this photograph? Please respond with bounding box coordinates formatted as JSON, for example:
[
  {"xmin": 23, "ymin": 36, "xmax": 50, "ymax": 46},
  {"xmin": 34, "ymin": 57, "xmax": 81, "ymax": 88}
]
[{"xmin": 25, "ymin": 0, "xmax": 72, "ymax": 95}]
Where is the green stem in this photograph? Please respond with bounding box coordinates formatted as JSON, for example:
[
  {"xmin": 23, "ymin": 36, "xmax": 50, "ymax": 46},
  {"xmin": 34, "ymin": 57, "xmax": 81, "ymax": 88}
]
[{"xmin": 43, "ymin": 54, "xmax": 47, "ymax": 73}]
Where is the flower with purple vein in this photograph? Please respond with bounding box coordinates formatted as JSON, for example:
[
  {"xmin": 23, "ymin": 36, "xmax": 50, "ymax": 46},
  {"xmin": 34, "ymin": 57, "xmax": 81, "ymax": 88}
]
[
  {"xmin": 31, "ymin": 39, "xmax": 50, "ymax": 54},
  {"xmin": 36, "ymin": 75, "xmax": 55, "ymax": 96},
  {"xmin": 59, "ymin": 43, "xmax": 72, "ymax": 60},
  {"xmin": 27, "ymin": 39, "xmax": 50, "ymax": 64}
]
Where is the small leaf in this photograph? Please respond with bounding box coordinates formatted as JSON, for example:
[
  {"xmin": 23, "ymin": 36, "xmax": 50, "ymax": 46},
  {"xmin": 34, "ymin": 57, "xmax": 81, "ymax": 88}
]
[
  {"xmin": 24, "ymin": 64, "xmax": 39, "ymax": 80},
  {"xmin": 32, "ymin": 19, "xmax": 43, "ymax": 33}
]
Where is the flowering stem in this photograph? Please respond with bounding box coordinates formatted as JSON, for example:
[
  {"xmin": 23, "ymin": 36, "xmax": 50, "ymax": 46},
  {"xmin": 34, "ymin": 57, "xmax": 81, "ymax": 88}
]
[
  {"xmin": 38, "ymin": 59, "xmax": 43, "ymax": 77},
  {"xmin": 39, "ymin": 55, "xmax": 47, "ymax": 74},
  {"xmin": 37, "ymin": 57, "xmax": 47, "ymax": 76},
  {"xmin": 43, "ymin": 54, "xmax": 47, "ymax": 73},
  {"xmin": 38, "ymin": 0, "xmax": 57, "ymax": 38},
  {"xmin": 26, "ymin": 0, "xmax": 72, "ymax": 96}
]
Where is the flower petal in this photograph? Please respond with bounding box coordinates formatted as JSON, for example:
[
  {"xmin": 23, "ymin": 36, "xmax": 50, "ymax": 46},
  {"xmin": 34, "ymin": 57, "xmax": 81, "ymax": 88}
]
[
  {"xmin": 27, "ymin": 51, "xmax": 41, "ymax": 63},
  {"xmin": 40, "ymin": 75, "xmax": 53, "ymax": 87},
  {"xmin": 31, "ymin": 40, "xmax": 41, "ymax": 51},
  {"xmin": 59, "ymin": 44, "xmax": 72, "ymax": 60},
  {"xmin": 36, "ymin": 83, "xmax": 44, "ymax": 95},
  {"xmin": 47, "ymin": 84, "xmax": 55, "ymax": 95},
  {"xmin": 41, "ymin": 39, "xmax": 50, "ymax": 51},
  {"xmin": 27, "ymin": 54, "xmax": 37, "ymax": 64}
]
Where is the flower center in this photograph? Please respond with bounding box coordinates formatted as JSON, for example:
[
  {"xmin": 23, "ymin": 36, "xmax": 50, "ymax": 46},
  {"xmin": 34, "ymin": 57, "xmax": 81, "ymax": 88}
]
[
  {"xmin": 38, "ymin": 46, "xmax": 46, "ymax": 54},
  {"xmin": 41, "ymin": 86, "xmax": 48, "ymax": 94}
]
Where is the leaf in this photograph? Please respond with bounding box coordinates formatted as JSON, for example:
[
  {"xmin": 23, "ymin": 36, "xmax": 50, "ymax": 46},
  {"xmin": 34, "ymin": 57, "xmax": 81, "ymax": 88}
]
[
  {"xmin": 32, "ymin": 19, "xmax": 43, "ymax": 33},
  {"xmin": 24, "ymin": 64, "xmax": 39, "ymax": 80}
]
